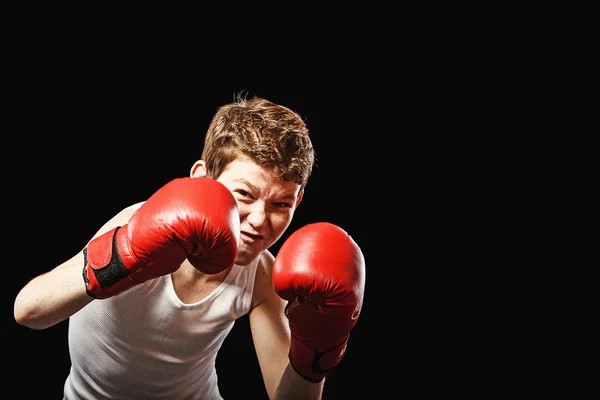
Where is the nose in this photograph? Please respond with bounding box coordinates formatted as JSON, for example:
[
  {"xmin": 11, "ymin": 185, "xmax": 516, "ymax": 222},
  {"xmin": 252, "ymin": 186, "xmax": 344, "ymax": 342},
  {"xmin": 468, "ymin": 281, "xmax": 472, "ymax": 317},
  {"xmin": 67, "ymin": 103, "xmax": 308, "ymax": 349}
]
[{"xmin": 246, "ymin": 202, "xmax": 267, "ymax": 228}]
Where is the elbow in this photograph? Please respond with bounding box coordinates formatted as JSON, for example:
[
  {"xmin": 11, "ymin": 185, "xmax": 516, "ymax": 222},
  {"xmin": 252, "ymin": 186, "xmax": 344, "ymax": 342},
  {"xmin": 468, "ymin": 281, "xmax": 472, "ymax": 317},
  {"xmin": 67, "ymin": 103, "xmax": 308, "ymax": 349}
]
[
  {"xmin": 14, "ymin": 309, "xmax": 51, "ymax": 330},
  {"xmin": 14, "ymin": 313, "xmax": 34, "ymax": 329},
  {"xmin": 14, "ymin": 308, "xmax": 37, "ymax": 329},
  {"xmin": 14, "ymin": 295, "xmax": 50, "ymax": 330}
]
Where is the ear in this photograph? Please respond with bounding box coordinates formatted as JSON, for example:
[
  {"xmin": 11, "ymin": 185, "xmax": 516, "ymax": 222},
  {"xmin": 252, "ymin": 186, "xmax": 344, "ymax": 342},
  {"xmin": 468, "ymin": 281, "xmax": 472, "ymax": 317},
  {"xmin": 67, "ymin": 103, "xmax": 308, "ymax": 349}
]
[
  {"xmin": 295, "ymin": 189, "xmax": 304, "ymax": 208},
  {"xmin": 190, "ymin": 160, "xmax": 207, "ymax": 178}
]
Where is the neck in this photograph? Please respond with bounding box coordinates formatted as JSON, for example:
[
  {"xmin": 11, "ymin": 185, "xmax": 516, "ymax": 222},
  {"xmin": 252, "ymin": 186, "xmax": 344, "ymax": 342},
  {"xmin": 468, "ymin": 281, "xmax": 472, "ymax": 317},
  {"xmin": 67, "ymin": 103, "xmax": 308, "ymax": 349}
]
[{"xmin": 176, "ymin": 260, "xmax": 233, "ymax": 282}]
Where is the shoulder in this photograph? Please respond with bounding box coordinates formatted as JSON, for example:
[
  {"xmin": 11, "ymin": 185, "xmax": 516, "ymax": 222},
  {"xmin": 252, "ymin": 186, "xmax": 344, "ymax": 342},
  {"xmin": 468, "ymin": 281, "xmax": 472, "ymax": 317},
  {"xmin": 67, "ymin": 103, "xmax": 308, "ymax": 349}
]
[
  {"xmin": 114, "ymin": 201, "xmax": 144, "ymax": 221},
  {"xmin": 89, "ymin": 201, "xmax": 145, "ymax": 241},
  {"xmin": 250, "ymin": 249, "xmax": 278, "ymax": 310},
  {"xmin": 109, "ymin": 201, "xmax": 144, "ymax": 225},
  {"xmin": 122, "ymin": 201, "xmax": 145, "ymax": 213},
  {"xmin": 256, "ymin": 249, "xmax": 275, "ymax": 280}
]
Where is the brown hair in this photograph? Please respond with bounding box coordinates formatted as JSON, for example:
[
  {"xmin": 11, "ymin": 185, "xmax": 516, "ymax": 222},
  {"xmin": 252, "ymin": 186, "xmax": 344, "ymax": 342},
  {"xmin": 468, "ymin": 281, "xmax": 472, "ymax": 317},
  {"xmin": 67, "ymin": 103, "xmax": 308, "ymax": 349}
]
[{"xmin": 201, "ymin": 93, "xmax": 315, "ymax": 190}]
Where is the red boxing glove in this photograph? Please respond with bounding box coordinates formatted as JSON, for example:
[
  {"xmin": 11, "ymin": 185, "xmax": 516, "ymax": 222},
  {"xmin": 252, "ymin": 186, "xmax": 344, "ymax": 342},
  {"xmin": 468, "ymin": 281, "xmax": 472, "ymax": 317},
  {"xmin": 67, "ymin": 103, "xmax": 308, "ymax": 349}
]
[
  {"xmin": 272, "ymin": 222, "xmax": 366, "ymax": 382},
  {"xmin": 83, "ymin": 177, "xmax": 240, "ymax": 299}
]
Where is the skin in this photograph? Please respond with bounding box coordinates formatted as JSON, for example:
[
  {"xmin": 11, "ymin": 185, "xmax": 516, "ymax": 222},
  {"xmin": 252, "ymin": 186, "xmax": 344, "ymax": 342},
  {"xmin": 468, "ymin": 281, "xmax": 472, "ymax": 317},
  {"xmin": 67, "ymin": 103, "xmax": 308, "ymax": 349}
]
[{"xmin": 14, "ymin": 154, "xmax": 324, "ymax": 400}]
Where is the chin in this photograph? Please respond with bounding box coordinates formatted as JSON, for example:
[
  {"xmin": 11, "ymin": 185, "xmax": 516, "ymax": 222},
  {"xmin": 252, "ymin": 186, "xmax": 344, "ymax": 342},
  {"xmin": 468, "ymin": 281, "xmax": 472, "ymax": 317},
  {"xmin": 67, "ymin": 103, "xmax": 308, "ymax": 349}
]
[
  {"xmin": 234, "ymin": 249, "xmax": 258, "ymax": 266},
  {"xmin": 235, "ymin": 242, "xmax": 262, "ymax": 265}
]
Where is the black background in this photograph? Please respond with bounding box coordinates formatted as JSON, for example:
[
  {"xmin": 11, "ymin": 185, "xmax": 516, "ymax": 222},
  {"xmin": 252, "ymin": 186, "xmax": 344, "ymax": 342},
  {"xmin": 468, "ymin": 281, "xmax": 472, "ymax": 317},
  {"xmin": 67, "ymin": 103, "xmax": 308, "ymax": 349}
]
[
  {"xmin": 3, "ymin": 13, "xmax": 521, "ymax": 399},
  {"xmin": 7, "ymin": 83, "xmax": 387, "ymax": 399}
]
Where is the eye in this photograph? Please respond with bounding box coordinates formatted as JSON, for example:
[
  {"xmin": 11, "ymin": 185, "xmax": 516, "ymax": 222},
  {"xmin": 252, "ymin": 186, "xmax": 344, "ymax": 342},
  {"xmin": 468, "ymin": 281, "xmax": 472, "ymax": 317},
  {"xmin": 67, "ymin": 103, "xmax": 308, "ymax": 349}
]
[
  {"xmin": 235, "ymin": 189, "xmax": 252, "ymax": 198},
  {"xmin": 274, "ymin": 202, "xmax": 292, "ymax": 209}
]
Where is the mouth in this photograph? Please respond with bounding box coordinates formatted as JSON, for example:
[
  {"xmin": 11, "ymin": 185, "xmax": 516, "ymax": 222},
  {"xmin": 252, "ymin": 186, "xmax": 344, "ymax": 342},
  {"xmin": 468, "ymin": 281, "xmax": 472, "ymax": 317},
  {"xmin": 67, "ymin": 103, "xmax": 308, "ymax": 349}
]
[{"xmin": 240, "ymin": 231, "xmax": 263, "ymax": 244}]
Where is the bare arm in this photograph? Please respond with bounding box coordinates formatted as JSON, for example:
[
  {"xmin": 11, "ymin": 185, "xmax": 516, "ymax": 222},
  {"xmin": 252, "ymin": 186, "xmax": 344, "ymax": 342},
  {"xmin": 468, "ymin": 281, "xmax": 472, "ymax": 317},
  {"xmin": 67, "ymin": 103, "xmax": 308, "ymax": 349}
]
[
  {"xmin": 14, "ymin": 251, "xmax": 92, "ymax": 330},
  {"xmin": 249, "ymin": 252, "xmax": 324, "ymax": 400},
  {"xmin": 13, "ymin": 203, "xmax": 142, "ymax": 330}
]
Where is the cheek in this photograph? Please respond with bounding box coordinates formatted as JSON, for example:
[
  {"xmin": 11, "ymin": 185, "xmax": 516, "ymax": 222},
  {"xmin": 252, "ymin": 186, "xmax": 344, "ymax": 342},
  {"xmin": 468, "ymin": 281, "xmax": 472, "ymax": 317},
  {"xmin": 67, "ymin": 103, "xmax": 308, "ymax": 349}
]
[
  {"xmin": 272, "ymin": 216, "xmax": 291, "ymax": 233},
  {"xmin": 269, "ymin": 213, "xmax": 294, "ymax": 239},
  {"xmin": 235, "ymin": 201, "xmax": 251, "ymax": 216}
]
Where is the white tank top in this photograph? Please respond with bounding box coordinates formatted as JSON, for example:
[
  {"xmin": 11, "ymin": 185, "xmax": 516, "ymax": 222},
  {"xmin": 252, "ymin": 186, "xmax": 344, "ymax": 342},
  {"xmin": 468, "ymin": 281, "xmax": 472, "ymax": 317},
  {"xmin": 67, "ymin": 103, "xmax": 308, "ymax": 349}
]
[{"xmin": 63, "ymin": 262, "xmax": 257, "ymax": 400}]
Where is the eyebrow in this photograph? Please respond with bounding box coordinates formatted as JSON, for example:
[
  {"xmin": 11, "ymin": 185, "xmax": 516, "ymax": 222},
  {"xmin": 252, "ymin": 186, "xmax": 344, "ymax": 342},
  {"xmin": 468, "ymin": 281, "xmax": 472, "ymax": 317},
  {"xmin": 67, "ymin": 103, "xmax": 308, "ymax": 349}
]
[{"xmin": 235, "ymin": 178, "xmax": 298, "ymax": 200}]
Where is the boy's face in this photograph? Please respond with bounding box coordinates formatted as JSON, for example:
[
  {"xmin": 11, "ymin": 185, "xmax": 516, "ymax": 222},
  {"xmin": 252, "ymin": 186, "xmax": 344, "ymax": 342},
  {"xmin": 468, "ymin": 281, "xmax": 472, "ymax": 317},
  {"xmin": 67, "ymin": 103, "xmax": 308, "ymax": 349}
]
[{"xmin": 198, "ymin": 154, "xmax": 303, "ymax": 265}]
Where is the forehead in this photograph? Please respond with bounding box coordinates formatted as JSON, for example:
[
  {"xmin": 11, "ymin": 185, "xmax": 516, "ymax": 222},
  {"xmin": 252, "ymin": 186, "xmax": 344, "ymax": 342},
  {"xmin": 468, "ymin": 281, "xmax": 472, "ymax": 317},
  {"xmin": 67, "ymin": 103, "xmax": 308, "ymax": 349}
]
[{"xmin": 218, "ymin": 155, "xmax": 301, "ymax": 195}]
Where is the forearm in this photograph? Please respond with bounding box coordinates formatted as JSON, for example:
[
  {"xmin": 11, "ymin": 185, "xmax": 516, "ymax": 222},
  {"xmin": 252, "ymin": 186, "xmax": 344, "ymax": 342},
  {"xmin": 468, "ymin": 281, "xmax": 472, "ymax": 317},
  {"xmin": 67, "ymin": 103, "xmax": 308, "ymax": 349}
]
[
  {"xmin": 273, "ymin": 363, "xmax": 324, "ymax": 400},
  {"xmin": 14, "ymin": 256, "xmax": 93, "ymax": 330}
]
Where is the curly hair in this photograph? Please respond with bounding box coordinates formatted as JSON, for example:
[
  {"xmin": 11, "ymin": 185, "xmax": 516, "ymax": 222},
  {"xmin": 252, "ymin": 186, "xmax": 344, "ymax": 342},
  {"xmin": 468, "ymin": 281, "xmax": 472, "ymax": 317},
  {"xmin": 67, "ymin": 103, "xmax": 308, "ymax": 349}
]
[{"xmin": 201, "ymin": 93, "xmax": 315, "ymax": 190}]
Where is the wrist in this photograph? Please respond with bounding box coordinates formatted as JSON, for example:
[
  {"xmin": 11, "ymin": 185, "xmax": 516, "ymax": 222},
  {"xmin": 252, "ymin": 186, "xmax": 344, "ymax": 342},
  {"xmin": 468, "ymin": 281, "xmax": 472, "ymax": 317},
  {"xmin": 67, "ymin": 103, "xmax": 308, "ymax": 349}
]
[{"xmin": 83, "ymin": 226, "xmax": 134, "ymax": 299}]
